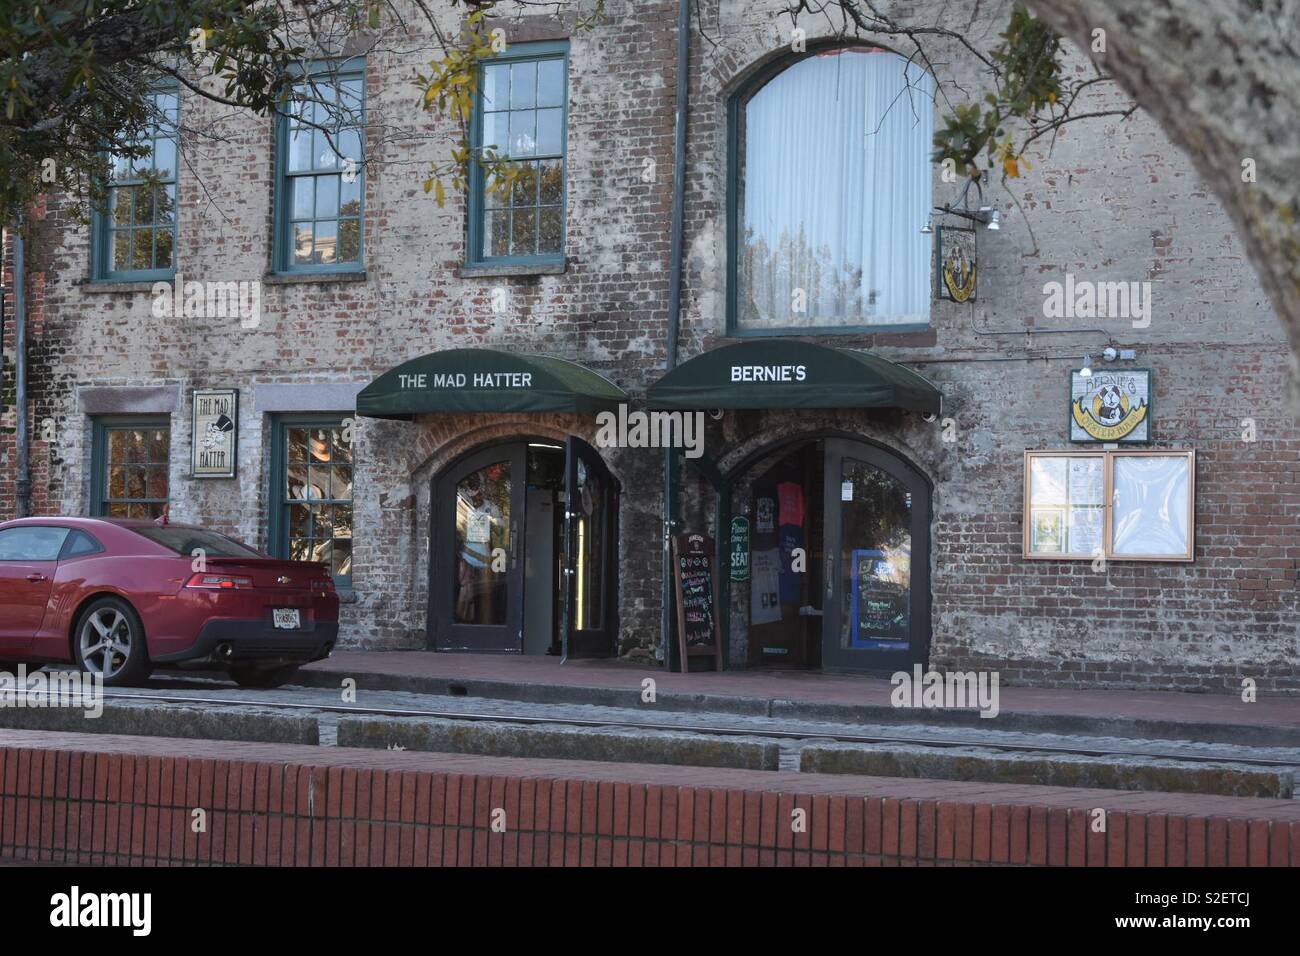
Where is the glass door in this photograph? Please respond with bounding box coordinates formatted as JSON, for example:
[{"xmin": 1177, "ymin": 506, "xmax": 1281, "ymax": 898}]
[
  {"xmin": 562, "ymin": 436, "xmax": 619, "ymax": 659},
  {"xmin": 430, "ymin": 444, "xmax": 527, "ymax": 652},
  {"xmin": 821, "ymin": 439, "xmax": 931, "ymax": 671}
]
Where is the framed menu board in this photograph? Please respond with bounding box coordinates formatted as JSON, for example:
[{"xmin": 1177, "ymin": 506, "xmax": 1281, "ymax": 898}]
[
  {"xmin": 1024, "ymin": 450, "xmax": 1194, "ymax": 562},
  {"xmin": 671, "ymin": 532, "xmax": 723, "ymax": 672}
]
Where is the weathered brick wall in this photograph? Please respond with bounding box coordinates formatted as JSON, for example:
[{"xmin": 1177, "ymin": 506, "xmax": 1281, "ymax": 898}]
[
  {"xmin": 3, "ymin": 1, "xmax": 680, "ymax": 656},
  {"xmin": 681, "ymin": 1, "xmax": 1300, "ymax": 687},
  {"xmin": 2, "ymin": 0, "xmax": 1297, "ymax": 687}
]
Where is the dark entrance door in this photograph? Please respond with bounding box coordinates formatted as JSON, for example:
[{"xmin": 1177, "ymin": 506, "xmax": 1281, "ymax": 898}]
[
  {"xmin": 431, "ymin": 444, "xmax": 527, "ymax": 652},
  {"xmin": 562, "ymin": 436, "xmax": 620, "ymax": 659},
  {"xmin": 820, "ymin": 439, "xmax": 931, "ymax": 671}
]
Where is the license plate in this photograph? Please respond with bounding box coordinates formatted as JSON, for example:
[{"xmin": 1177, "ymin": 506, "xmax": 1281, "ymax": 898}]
[{"xmin": 272, "ymin": 608, "xmax": 301, "ymax": 630}]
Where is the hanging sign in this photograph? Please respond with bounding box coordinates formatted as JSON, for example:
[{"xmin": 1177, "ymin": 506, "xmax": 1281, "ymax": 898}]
[
  {"xmin": 191, "ymin": 388, "xmax": 238, "ymax": 478},
  {"xmin": 1070, "ymin": 369, "xmax": 1151, "ymax": 442},
  {"xmin": 935, "ymin": 225, "xmax": 977, "ymax": 302},
  {"xmin": 672, "ymin": 532, "xmax": 723, "ymax": 672},
  {"xmin": 729, "ymin": 516, "xmax": 750, "ymax": 582}
]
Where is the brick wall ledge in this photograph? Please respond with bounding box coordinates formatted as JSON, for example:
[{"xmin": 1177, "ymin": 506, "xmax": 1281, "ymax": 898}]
[{"xmin": 1, "ymin": 729, "xmax": 1296, "ymax": 866}]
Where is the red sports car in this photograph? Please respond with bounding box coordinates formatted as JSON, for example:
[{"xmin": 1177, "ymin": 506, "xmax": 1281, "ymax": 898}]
[{"xmin": 0, "ymin": 516, "xmax": 339, "ymax": 687}]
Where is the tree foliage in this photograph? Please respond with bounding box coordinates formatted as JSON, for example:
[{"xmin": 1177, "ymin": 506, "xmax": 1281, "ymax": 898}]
[{"xmin": 0, "ymin": 0, "xmax": 315, "ymax": 220}]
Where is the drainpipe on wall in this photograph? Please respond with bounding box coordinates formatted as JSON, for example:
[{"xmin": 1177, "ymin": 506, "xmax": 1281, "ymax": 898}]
[
  {"xmin": 660, "ymin": 0, "xmax": 691, "ymax": 667},
  {"xmin": 1, "ymin": 280, "xmax": 6, "ymax": 423},
  {"xmin": 13, "ymin": 217, "xmax": 29, "ymax": 518}
]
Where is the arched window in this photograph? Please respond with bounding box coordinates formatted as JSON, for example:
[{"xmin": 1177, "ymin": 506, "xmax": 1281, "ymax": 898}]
[{"xmin": 730, "ymin": 47, "xmax": 934, "ymax": 332}]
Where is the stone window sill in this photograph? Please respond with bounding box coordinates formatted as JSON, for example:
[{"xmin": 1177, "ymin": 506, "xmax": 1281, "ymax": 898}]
[
  {"xmin": 79, "ymin": 280, "xmax": 165, "ymax": 294},
  {"xmin": 457, "ymin": 260, "xmax": 567, "ymax": 279},
  {"xmin": 263, "ymin": 271, "xmax": 368, "ymax": 286}
]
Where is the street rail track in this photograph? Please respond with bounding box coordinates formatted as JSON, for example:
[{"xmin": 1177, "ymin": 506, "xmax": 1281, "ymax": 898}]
[{"xmin": 41, "ymin": 688, "xmax": 1296, "ymax": 769}]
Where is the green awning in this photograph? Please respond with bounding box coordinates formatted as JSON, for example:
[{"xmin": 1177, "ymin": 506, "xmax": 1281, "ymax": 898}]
[
  {"xmin": 646, "ymin": 340, "xmax": 941, "ymax": 414},
  {"xmin": 356, "ymin": 348, "xmax": 627, "ymax": 419}
]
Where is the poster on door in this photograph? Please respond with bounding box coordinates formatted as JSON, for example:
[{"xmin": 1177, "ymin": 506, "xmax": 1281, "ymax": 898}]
[
  {"xmin": 850, "ymin": 549, "xmax": 910, "ymax": 651},
  {"xmin": 749, "ymin": 548, "xmax": 782, "ymax": 625}
]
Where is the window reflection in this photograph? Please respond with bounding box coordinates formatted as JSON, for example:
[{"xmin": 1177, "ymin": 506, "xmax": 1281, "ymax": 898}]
[
  {"xmin": 102, "ymin": 87, "xmax": 179, "ymax": 276},
  {"xmin": 454, "ymin": 462, "xmax": 512, "ymax": 625},
  {"xmin": 839, "ymin": 460, "xmax": 911, "ymax": 651},
  {"xmin": 101, "ymin": 425, "xmax": 170, "ymax": 519},
  {"xmin": 283, "ymin": 70, "xmax": 365, "ymax": 268},
  {"xmin": 284, "ymin": 423, "xmax": 354, "ymax": 579}
]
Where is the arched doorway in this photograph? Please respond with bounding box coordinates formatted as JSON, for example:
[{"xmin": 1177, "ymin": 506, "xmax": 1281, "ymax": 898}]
[
  {"xmin": 428, "ymin": 436, "xmax": 619, "ymax": 658},
  {"xmin": 727, "ymin": 435, "xmax": 932, "ymax": 672}
]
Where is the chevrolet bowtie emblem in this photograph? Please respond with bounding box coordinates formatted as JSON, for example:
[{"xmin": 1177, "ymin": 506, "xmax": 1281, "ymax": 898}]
[{"xmin": 277, "ymin": 576, "xmax": 292, "ymax": 584}]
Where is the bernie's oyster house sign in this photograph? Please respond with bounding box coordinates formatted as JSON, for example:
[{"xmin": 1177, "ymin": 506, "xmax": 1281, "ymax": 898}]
[{"xmin": 1070, "ymin": 369, "xmax": 1151, "ymax": 443}]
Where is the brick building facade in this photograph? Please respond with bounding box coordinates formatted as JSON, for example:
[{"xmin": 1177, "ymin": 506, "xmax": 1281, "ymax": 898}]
[{"xmin": 2, "ymin": 0, "xmax": 1296, "ymax": 690}]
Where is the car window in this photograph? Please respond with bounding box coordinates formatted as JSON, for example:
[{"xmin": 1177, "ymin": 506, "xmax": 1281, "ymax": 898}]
[
  {"xmin": 61, "ymin": 530, "xmax": 103, "ymax": 558},
  {"xmin": 0, "ymin": 526, "xmax": 70, "ymax": 561},
  {"xmin": 129, "ymin": 526, "xmax": 262, "ymax": 558}
]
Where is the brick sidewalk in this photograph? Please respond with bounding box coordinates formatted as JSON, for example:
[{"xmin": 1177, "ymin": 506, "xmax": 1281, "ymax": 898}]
[
  {"xmin": 301, "ymin": 651, "xmax": 1300, "ymax": 730},
  {"xmin": 1, "ymin": 729, "xmax": 1296, "ymax": 866}
]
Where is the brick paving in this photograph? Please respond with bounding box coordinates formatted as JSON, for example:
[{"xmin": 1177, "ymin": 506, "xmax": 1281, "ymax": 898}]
[
  {"xmin": 303, "ymin": 651, "xmax": 1300, "ymax": 729},
  {"xmin": 1, "ymin": 729, "xmax": 1296, "ymax": 866}
]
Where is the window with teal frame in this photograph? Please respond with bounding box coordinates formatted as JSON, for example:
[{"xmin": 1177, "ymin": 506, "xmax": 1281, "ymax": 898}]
[
  {"xmin": 92, "ymin": 85, "xmax": 179, "ymax": 281},
  {"xmin": 274, "ymin": 60, "xmax": 365, "ymax": 273},
  {"xmin": 468, "ymin": 40, "xmax": 568, "ymax": 266},
  {"xmin": 269, "ymin": 416, "xmax": 354, "ymax": 587},
  {"xmin": 90, "ymin": 418, "xmax": 171, "ymax": 518}
]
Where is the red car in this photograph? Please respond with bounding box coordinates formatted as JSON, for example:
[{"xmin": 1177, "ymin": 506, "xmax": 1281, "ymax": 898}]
[{"xmin": 0, "ymin": 516, "xmax": 339, "ymax": 687}]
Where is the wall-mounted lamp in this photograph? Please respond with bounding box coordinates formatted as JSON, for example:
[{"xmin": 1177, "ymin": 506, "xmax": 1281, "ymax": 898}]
[
  {"xmin": 1080, "ymin": 355, "xmax": 1093, "ymax": 377},
  {"xmin": 931, "ymin": 179, "xmax": 1004, "ymax": 232},
  {"xmin": 920, "ymin": 218, "xmax": 934, "ymax": 235}
]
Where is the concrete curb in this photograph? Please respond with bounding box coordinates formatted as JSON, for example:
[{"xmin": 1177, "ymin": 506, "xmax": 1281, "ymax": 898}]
[
  {"xmin": 0, "ymin": 700, "xmax": 319, "ymax": 745},
  {"xmin": 294, "ymin": 667, "xmax": 1300, "ymax": 748},
  {"xmin": 799, "ymin": 743, "xmax": 1296, "ymax": 799},
  {"xmin": 337, "ymin": 715, "xmax": 781, "ymax": 771}
]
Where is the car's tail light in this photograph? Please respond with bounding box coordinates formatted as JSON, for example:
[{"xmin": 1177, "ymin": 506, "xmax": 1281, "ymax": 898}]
[
  {"xmin": 310, "ymin": 577, "xmax": 336, "ymax": 592},
  {"xmin": 185, "ymin": 573, "xmax": 253, "ymax": 590}
]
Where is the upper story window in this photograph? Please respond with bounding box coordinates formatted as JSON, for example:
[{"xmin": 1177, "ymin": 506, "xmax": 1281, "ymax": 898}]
[
  {"xmin": 93, "ymin": 85, "xmax": 179, "ymax": 281},
  {"xmin": 730, "ymin": 47, "xmax": 934, "ymax": 333},
  {"xmin": 468, "ymin": 40, "xmax": 568, "ymax": 266},
  {"xmin": 275, "ymin": 59, "xmax": 365, "ymax": 273}
]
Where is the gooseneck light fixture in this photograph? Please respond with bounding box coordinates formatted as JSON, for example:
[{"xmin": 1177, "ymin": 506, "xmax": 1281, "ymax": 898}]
[{"xmin": 929, "ymin": 177, "xmax": 1003, "ymax": 231}]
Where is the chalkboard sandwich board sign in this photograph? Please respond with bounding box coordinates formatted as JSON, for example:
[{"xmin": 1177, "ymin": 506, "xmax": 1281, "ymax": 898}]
[{"xmin": 671, "ymin": 532, "xmax": 723, "ymax": 673}]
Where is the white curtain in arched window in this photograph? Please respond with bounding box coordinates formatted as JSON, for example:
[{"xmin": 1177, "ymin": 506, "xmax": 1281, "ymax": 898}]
[{"xmin": 739, "ymin": 49, "xmax": 934, "ymax": 329}]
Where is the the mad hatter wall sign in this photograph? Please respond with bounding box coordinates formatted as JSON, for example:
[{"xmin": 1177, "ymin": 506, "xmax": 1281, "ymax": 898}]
[
  {"xmin": 191, "ymin": 388, "xmax": 239, "ymax": 477},
  {"xmin": 1070, "ymin": 369, "xmax": 1151, "ymax": 442}
]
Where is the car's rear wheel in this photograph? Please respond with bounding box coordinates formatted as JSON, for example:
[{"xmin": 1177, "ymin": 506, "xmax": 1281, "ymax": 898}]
[
  {"xmin": 229, "ymin": 664, "xmax": 300, "ymax": 689},
  {"xmin": 75, "ymin": 597, "xmax": 152, "ymax": 686}
]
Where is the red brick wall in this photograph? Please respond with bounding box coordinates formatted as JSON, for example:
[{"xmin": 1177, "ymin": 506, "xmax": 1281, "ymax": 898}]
[{"xmin": 1, "ymin": 732, "xmax": 1295, "ymax": 866}]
